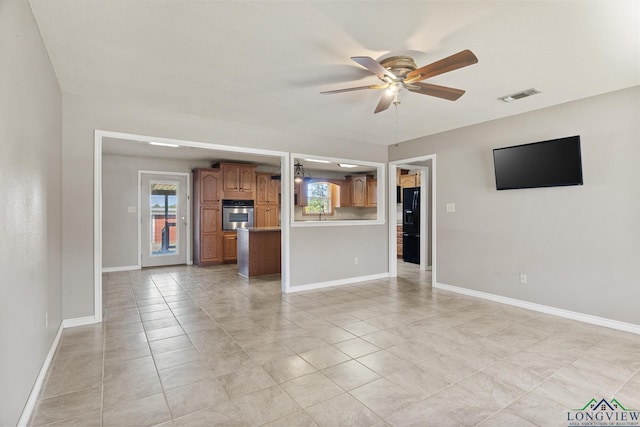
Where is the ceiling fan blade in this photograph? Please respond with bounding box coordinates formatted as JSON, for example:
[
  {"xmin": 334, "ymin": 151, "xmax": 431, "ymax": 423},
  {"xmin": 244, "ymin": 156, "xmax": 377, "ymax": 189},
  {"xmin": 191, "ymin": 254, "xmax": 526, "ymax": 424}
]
[
  {"xmin": 407, "ymin": 82, "xmax": 466, "ymax": 101},
  {"xmin": 320, "ymin": 84, "xmax": 387, "ymax": 94},
  {"xmin": 374, "ymin": 92, "xmax": 394, "ymax": 114},
  {"xmin": 404, "ymin": 49, "xmax": 478, "ymax": 84},
  {"xmin": 351, "ymin": 56, "xmax": 397, "ymax": 81}
]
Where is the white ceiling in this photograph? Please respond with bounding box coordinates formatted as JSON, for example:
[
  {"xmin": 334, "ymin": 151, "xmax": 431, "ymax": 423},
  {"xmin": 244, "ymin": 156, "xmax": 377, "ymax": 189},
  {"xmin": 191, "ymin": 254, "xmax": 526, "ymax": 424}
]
[{"xmin": 29, "ymin": 0, "xmax": 640, "ymax": 151}]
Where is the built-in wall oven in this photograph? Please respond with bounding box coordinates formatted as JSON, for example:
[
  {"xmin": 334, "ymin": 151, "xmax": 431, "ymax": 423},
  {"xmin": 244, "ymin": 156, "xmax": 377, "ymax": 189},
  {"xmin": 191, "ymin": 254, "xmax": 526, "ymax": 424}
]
[{"xmin": 222, "ymin": 199, "xmax": 254, "ymax": 230}]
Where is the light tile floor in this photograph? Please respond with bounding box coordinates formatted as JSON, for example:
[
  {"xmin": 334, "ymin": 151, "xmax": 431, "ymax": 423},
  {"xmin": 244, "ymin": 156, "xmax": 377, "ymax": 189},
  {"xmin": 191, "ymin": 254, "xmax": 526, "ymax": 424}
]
[{"xmin": 29, "ymin": 262, "xmax": 640, "ymax": 426}]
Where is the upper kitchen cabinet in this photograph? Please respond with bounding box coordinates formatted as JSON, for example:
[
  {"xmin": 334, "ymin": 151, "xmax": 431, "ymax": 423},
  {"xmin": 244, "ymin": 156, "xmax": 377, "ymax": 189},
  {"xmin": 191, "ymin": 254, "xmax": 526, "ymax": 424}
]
[
  {"xmin": 221, "ymin": 163, "xmax": 256, "ymax": 199},
  {"xmin": 400, "ymin": 174, "xmax": 416, "ymax": 188},
  {"xmin": 256, "ymin": 172, "xmax": 279, "ymax": 205},
  {"xmin": 366, "ymin": 179, "xmax": 377, "ymax": 207},
  {"xmin": 194, "ymin": 168, "xmax": 221, "ymax": 204}
]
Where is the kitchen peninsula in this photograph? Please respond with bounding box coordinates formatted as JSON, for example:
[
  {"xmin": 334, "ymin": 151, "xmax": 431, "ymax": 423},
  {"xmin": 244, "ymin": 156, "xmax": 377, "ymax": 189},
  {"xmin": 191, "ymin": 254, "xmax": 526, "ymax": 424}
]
[{"xmin": 237, "ymin": 228, "xmax": 281, "ymax": 277}]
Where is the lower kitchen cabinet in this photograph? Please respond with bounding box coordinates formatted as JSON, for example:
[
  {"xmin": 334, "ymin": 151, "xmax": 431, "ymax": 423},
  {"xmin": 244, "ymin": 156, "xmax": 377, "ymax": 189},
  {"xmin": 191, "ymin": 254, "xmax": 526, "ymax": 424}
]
[
  {"xmin": 255, "ymin": 205, "xmax": 279, "ymax": 227},
  {"xmin": 223, "ymin": 231, "xmax": 238, "ymax": 262}
]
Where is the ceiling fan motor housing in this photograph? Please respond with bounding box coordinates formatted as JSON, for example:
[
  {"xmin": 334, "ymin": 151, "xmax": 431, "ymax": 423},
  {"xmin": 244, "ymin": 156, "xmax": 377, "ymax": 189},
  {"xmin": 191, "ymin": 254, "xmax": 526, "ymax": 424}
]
[{"xmin": 380, "ymin": 56, "xmax": 417, "ymax": 79}]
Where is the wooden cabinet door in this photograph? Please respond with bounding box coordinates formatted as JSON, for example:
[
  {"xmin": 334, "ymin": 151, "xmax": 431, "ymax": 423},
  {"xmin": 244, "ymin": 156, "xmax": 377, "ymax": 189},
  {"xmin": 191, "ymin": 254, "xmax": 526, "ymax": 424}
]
[
  {"xmin": 352, "ymin": 176, "xmax": 367, "ymax": 207},
  {"xmin": 201, "ymin": 206, "xmax": 219, "ymax": 233},
  {"xmin": 201, "ymin": 233, "xmax": 221, "ymax": 262},
  {"xmin": 223, "ymin": 232, "xmax": 238, "ymax": 262},
  {"xmin": 366, "ymin": 179, "xmax": 377, "ymax": 207},
  {"xmin": 255, "ymin": 205, "xmax": 266, "ymax": 227},
  {"xmin": 239, "ymin": 166, "xmax": 255, "ymax": 193},
  {"xmin": 295, "ymin": 182, "xmax": 308, "ymax": 206},
  {"xmin": 340, "ymin": 180, "xmax": 352, "ymax": 207},
  {"xmin": 222, "ymin": 164, "xmax": 240, "ymax": 193},
  {"xmin": 256, "ymin": 173, "xmax": 269, "ymax": 204},
  {"xmin": 256, "ymin": 205, "xmax": 279, "ymax": 227},
  {"xmin": 400, "ymin": 174, "xmax": 416, "ymax": 188},
  {"xmin": 268, "ymin": 179, "xmax": 279, "ymax": 204},
  {"xmin": 265, "ymin": 206, "xmax": 278, "ymax": 227},
  {"xmin": 201, "ymin": 170, "xmax": 220, "ymax": 204}
]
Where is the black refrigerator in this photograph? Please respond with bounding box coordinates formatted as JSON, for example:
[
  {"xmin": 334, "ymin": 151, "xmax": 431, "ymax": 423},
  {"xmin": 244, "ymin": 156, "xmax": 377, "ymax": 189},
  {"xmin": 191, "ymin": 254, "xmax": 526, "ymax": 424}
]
[{"xmin": 402, "ymin": 187, "xmax": 420, "ymax": 264}]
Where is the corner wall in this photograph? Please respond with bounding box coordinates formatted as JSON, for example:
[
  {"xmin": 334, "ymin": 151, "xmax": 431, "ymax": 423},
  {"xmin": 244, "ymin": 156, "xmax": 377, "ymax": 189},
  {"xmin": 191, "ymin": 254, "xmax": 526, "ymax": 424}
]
[
  {"xmin": 389, "ymin": 86, "xmax": 640, "ymax": 325},
  {"xmin": 0, "ymin": 0, "xmax": 63, "ymax": 424}
]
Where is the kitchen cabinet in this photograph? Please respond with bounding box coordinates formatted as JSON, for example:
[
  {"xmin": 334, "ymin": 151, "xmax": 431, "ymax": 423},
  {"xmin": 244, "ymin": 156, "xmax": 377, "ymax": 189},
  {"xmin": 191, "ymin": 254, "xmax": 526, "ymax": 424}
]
[
  {"xmin": 366, "ymin": 179, "xmax": 377, "ymax": 207},
  {"xmin": 351, "ymin": 175, "xmax": 367, "ymax": 207},
  {"xmin": 255, "ymin": 205, "xmax": 279, "ymax": 228},
  {"xmin": 397, "ymin": 225, "xmax": 403, "ymax": 258},
  {"xmin": 223, "ymin": 231, "xmax": 238, "ymax": 262},
  {"xmin": 200, "ymin": 209, "xmax": 222, "ymax": 263},
  {"xmin": 339, "ymin": 179, "xmax": 352, "ymax": 207},
  {"xmin": 256, "ymin": 173, "xmax": 279, "ymax": 205},
  {"xmin": 400, "ymin": 174, "xmax": 416, "ymax": 188},
  {"xmin": 193, "ymin": 168, "xmax": 222, "ymax": 265},
  {"xmin": 221, "ymin": 163, "xmax": 256, "ymax": 199},
  {"xmin": 295, "ymin": 181, "xmax": 307, "ymax": 207}
]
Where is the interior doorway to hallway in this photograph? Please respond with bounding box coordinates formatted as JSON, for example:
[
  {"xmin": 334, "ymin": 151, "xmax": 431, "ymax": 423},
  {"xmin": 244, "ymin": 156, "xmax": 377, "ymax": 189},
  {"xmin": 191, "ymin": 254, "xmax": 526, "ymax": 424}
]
[{"xmin": 388, "ymin": 155, "xmax": 436, "ymax": 285}]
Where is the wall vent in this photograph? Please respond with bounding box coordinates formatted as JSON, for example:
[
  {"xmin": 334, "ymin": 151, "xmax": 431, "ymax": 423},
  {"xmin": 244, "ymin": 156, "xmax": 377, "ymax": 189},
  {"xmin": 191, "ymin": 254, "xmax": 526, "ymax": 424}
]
[{"xmin": 499, "ymin": 88, "xmax": 542, "ymax": 102}]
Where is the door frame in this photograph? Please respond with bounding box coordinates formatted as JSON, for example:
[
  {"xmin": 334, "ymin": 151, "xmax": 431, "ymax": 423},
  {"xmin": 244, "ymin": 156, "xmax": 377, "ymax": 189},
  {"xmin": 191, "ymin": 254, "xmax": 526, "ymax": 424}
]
[
  {"xmin": 95, "ymin": 130, "xmax": 290, "ymax": 322},
  {"xmin": 388, "ymin": 154, "xmax": 436, "ymax": 282},
  {"xmin": 138, "ymin": 170, "xmax": 191, "ymax": 269}
]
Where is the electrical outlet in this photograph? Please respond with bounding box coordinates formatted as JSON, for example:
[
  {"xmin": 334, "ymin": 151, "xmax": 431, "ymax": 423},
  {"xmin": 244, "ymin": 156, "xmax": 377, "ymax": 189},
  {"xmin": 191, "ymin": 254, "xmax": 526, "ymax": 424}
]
[
  {"xmin": 354, "ymin": 257, "xmax": 359, "ymax": 265},
  {"xmin": 45, "ymin": 311, "xmax": 48, "ymax": 328},
  {"xmin": 519, "ymin": 273, "xmax": 527, "ymax": 284}
]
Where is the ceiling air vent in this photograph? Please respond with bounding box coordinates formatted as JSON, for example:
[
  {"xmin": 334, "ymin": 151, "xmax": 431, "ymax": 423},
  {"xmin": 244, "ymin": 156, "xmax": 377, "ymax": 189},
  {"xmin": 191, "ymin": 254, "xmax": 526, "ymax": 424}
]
[{"xmin": 499, "ymin": 88, "xmax": 542, "ymax": 102}]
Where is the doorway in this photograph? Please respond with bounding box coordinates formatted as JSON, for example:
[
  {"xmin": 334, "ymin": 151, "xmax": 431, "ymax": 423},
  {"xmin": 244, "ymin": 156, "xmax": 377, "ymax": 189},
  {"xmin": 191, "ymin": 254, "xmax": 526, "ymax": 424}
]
[
  {"xmin": 139, "ymin": 172, "xmax": 188, "ymax": 267},
  {"xmin": 388, "ymin": 155, "xmax": 436, "ymax": 284},
  {"xmin": 95, "ymin": 130, "xmax": 291, "ymax": 322}
]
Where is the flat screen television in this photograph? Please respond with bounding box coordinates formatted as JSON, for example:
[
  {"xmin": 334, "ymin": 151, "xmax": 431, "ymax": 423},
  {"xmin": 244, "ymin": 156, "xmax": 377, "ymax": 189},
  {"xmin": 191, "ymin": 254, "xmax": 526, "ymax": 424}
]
[{"xmin": 493, "ymin": 135, "xmax": 583, "ymax": 190}]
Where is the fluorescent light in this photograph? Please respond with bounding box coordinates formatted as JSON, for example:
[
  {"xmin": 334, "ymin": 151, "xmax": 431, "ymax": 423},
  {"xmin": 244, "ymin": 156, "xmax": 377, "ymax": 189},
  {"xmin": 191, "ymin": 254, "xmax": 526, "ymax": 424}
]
[
  {"xmin": 149, "ymin": 141, "xmax": 179, "ymax": 148},
  {"xmin": 338, "ymin": 163, "xmax": 358, "ymax": 168},
  {"xmin": 304, "ymin": 158, "xmax": 330, "ymax": 164}
]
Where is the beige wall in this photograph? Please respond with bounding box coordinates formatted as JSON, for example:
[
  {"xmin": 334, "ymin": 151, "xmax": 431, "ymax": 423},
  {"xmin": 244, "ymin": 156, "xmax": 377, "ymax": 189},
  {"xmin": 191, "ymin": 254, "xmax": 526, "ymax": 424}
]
[
  {"xmin": 390, "ymin": 86, "xmax": 640, "ymax": 325},
  {"xmin": 62, "ymin": 94, "xmax": 388, "ymax": 317},
  {"xmin": 102, "ymin": 154, "xmax": 212, "ymax": 269},
  {"xmin": 0, "ymin": 0, "xmax": 63, "ymax": 424}
]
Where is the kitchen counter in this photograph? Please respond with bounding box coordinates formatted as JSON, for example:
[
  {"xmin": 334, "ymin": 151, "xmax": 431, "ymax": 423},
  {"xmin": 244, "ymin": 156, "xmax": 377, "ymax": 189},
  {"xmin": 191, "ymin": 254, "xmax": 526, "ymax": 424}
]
[{"xmin": 237, "ymin": 228, "xmax": 281, "ymax": 278}]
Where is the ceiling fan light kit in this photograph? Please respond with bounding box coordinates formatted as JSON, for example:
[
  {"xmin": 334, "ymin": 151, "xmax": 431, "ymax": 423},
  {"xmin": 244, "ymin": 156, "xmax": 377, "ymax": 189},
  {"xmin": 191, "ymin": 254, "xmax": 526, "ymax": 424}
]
[{"xmin": 321, "ymin": 49, "xmax": 479, "ymax": 114}]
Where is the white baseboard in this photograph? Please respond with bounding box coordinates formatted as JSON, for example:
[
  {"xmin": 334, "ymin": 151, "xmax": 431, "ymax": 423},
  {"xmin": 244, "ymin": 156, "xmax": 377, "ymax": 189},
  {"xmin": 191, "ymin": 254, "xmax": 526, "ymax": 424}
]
[
  {"xmin": 102, "ymin": 265, "xmax": 140, "ymax": 273},
  {"xmin": 62, "ymin": 315, "xmax": 100, "ymax": 329},
  {"xmin": 434, "ymin": 282, "xmax": 640, "ymax": 335},
  {"xmin": 286, "ymin": 273, "xmax": 389, "ymax": 293},
  {"xmin": 16, "ymin": 322, "xmax": 64, "ymax": 427},
  {"xmin": 17, "ymin": 314, "xmax": 102, "ymax": 425}
]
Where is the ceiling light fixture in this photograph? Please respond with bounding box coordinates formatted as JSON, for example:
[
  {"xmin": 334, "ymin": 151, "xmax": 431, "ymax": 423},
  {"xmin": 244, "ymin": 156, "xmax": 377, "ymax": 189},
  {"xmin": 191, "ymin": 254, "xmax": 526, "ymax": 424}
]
[
  {"xmin": 149, "ymin": 141, "xmax": 179, "ymax": 148},
  {"xmin": 304, "ymin": 158, "xmax": 331, "ymax": 164},
  {"xmin": 338, "ymin": 163, "xmax": 358, "ymax": 168},
  {"xmin": 294, "ymin": 161, "xmax": 306, "ymax": 183}
]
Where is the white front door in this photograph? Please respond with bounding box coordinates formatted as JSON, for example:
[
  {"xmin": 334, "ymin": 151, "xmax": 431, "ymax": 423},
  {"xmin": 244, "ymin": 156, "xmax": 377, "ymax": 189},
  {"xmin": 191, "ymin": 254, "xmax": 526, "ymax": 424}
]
[{"xmin": 140, "ymin": 172, "xmax": 188, "ymax": 267}]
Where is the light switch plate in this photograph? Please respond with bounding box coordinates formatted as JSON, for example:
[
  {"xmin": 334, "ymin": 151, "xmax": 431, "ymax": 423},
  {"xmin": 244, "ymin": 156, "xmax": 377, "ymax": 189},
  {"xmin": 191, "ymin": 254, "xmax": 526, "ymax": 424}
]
[
  {"xmin": 446, "ymin": 203, "xmax": 456, "ymax": 213},
  {"xmin": 128, "ymin": 206, "xmax": 136, "ymax": 213}
]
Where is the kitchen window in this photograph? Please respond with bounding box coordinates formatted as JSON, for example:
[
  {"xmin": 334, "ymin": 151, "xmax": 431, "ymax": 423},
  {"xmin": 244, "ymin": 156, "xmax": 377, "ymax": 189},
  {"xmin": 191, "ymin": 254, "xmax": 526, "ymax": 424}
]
[{"xmin": 303, "ymin": 182, "xmax": 336, "ymax": 216}]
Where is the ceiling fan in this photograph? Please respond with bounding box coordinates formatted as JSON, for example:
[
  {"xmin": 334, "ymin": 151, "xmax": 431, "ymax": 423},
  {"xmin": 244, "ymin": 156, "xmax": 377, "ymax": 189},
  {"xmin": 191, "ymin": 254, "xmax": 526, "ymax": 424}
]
[{"xmin": 321, "ymin": 49, "xmax": 478, "ymax": 114}]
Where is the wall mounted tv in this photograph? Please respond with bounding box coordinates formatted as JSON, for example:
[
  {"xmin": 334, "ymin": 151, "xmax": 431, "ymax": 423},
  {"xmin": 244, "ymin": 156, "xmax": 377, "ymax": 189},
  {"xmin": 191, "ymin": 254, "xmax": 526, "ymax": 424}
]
[{"xmin": 493, "ymin": 135, "xmax": 583, "ymax": 190}]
